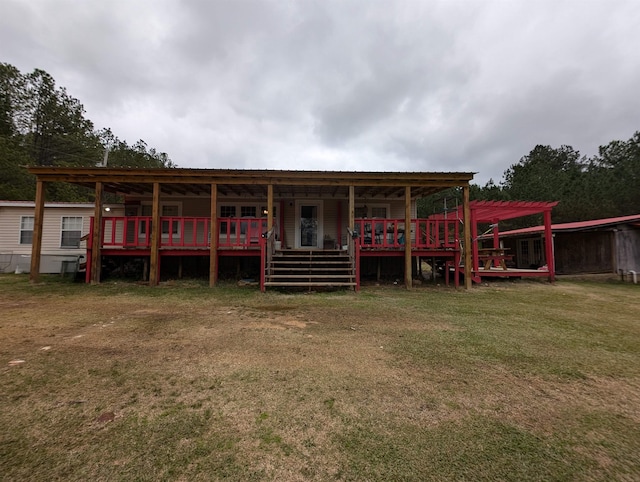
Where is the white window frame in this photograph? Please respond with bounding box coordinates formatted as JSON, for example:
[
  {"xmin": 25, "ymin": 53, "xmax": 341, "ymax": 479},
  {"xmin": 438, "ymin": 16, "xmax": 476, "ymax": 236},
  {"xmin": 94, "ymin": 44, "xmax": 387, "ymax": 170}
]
[
  {"xmin": 217, "ymin": 203, "xmax": 275, "ymax": 238},
  {"xmin": 60, "ymin": 216, "xmax": 83, "ymax": 248},
  {"xmin": 19, "ymin": 215, "xmax": 34, "ymax": 245},
  {"xmin": 139, "ymin": 202, "xmax": 182, "ymax": 237},
  {"xmin": 354, "ymin": 203, "xmax": 390, "ymax": 218}
]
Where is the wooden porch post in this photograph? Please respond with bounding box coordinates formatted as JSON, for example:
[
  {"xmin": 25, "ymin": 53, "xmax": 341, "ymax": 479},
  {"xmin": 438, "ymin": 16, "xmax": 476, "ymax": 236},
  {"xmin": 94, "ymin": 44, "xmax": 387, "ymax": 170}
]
[
  {"xmin": 209, "ymin": 183, "xmax": 218, "ymax": 287},
  {"xmin": 90, "ymin": 182, "xmax": 103, "ymax": 284},
  {"xmin": 348, "ymin": 185, "xmax": 358, "ymax": 290},
  {"xmin": 267, "ymin": 184, "xmax": 274, "ymax": 230},
  {"xmin": 492, "ymin": 220, "xmax": 500, "ymax": 248},
  {"xmin": 337, "ymin": 201, "xmax": 342, "ymax": 248},
  {"xmin": 348, "ymin": 186, "xmax": 355, "ymax": 230},
  {"xmin": 29, "ymin": 180, "xmax": 46, "ymax": 283},
  {"xmin": 463, "ymin": 185, "xmax": 472, "ymax": 289},
  {"xmin": 544, "ymin": 208, "xmax": 555, "ymax": 282},
  {"xmin": 149, "ymin": 182, "xmax": 161, "ymax": 286},
  {"xmin": 404, "ymin": 186, "xmax": 412, "ymax": 289}
]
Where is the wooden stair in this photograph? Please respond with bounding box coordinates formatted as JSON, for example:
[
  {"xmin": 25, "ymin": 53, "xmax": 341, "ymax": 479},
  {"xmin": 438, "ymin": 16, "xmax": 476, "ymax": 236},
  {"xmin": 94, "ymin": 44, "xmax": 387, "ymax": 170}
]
[{"xmin": 264, "ymin": 249, "xmax": 356, "ymax": 289}]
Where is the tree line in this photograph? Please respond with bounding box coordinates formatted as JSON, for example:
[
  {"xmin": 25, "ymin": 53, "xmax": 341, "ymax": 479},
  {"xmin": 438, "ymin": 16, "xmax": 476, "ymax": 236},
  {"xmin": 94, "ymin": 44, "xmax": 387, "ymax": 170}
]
[{"xmin": 0, "ymin": 63, "xmax": 174, "ymax": 201}]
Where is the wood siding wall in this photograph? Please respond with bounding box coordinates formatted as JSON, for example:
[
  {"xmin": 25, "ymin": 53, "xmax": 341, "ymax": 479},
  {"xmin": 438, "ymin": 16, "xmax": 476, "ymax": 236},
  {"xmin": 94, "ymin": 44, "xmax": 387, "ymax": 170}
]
[
  {"xmin": 504, "ymin": 225, "xmax": 640, "ymax": 274},
  {"xmin": 615, "ymin": 226, "xmax": 640, "ymax": 272},
  {"xmin": 555, "ymin": 231, "xmax": 613, "ymax": 274}
]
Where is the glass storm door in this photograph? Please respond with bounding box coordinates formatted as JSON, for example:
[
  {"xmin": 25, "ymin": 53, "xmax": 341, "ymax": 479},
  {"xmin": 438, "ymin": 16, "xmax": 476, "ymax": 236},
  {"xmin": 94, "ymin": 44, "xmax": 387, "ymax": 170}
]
[{"xmin": 296, "ymin": 201, "xmax": 323, "ymax": 248}]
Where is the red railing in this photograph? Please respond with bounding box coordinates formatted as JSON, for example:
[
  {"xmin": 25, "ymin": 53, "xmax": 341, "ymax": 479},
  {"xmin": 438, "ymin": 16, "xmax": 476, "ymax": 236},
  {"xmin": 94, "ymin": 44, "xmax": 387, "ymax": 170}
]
[
  {"xmin": 101, "ymin": 216, "xmax": 152, "ymax": 247},
  {"xmin": 354, "ymin": 218, "xmax": 459, "ymax": 249},
  {"xmin": 218, "ymin": 218, "xmax": 267, "ymax": 248},
  {"xmin": 93, "ymin": 216, "xmax": 457, "ymax": 251},
  {"xmin": 94, "ymin": 216, "xmax": 266, "ymax": 249}
]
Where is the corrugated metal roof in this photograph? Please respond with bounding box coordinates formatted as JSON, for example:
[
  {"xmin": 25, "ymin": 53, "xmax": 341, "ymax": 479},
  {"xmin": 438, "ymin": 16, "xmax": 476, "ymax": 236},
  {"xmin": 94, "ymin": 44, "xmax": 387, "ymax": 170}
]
[
  {"xmin": 498, "ymin": 214, "xmax": 640, "ymax": 237},
  {"xmin": 26, "ymin": 167, "xmax": 475, "ymax": 198}
]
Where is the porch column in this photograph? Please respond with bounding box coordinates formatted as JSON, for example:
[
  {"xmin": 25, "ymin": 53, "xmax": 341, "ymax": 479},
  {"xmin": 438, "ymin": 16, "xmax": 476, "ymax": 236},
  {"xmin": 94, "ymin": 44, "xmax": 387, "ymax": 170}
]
[
  {"xmin": 544, "ymin": 209, "xmax": 555, "ymax": 282},
  {"xmin": 349, "ymin": 185, "xmax": 358, "ymax": 290},
  {"xmin": 149, "ymin": 182, "xmax": 161, "ymax": 286},
  {"xmin": 267, "ymin": 184, "xmax": 274, "ymax": 230},
  {"xmin": 29, "ymin": 180, "xmax": 46, "ymax": 283},
  {"xmin": 492, "ymin": 220, "xmax": 500, "ymax": 248},
  {"xmin": 463, "ymin": 185, "xmax": 472, "ymax": 289},
  {"xmin": 337, "ymin": 201, "xmax": 342, "ymax": 249},
  {"xmin": 209, "ymin": 183, "xmax": 218, "ymax": 287},
  {"xmin": 348, "ymin": 185, "xmax": 355, "ymax": 230},
  {"xmin": 90, "ymin": 182, "xmax": 103, "ymax": 284},
  {"xmin": 404, "ymin": 186, "xmax": 412, "ymax": 289}
]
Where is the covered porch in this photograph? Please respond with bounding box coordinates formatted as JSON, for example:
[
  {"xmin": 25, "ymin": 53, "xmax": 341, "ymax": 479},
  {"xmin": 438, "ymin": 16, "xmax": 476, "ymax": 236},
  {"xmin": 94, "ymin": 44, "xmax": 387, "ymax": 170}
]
[{"xmin": 27, "ymin": 167, "xmax": 475, "ymax": 290}]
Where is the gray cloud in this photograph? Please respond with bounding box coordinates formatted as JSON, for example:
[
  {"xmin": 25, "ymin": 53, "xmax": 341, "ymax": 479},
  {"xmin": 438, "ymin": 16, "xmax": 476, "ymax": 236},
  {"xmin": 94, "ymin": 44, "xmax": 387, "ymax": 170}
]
[{"xmin": 2, "ymin": 0, "xmax": 639, "ymax": 184}]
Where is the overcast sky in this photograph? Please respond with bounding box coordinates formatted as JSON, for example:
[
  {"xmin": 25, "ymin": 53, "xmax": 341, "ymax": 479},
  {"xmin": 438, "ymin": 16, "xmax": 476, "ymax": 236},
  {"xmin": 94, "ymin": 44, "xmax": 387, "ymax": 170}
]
[{"xmin": 2, "ymin": 0, "xmax": 639, "ymax": 184}]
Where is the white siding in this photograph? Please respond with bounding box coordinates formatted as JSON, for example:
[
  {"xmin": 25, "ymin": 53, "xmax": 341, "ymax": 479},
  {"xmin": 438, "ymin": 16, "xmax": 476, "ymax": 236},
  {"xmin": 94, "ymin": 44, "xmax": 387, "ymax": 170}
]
[{"xmin": 0, "ymin": 203, "xmax": 102, "ymax": 273}]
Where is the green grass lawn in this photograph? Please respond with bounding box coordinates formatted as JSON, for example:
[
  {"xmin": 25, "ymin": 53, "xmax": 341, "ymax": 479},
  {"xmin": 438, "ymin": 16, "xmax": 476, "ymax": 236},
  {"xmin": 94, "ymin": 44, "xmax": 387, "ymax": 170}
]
[{"xmin": 1, "ymin": 275, "xmax": 639, "ymax": 481}]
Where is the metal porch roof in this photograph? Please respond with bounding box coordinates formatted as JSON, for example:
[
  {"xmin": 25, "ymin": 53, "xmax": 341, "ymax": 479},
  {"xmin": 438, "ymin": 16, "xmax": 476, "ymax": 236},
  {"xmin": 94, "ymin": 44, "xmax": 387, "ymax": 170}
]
[
  {"xmin": 26, "ymin": 167, "xmax": 475, "ymax": 199},
  {"xmin": 496, "ymin": 214, "xmax": 640, "ymax": 237}
]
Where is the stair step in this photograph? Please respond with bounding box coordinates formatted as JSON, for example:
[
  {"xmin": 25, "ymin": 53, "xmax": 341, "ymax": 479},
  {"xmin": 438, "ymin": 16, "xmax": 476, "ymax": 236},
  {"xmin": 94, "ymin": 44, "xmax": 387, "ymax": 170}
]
[
  {"xmin": 265, "ymin": 249, "xmax": 355, "ymax": 290},
  {"xmin": 272, "ymin": 260, "xmax": 351, "ymax": 264},
  {"xmin": 267, "ymin": 273, "xmax": 355, "ymax": 279},
  {"xmin": 264, "ymin": 282, "xmax": 357, "ymax": 287},
  {"xmin": 269, "ymin": 267, "xmax": 354, "ymax": 272}
]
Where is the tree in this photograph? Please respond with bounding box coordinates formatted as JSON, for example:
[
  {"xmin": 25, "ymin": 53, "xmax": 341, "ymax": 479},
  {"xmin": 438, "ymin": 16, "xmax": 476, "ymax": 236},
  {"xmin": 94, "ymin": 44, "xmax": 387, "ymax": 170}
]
[
  {"xmin": 589, "ymin": 132, "xmax": 640, "ymax": 216},
  {"xmin": 0, "ymin": 63, "xmax": 174, "ymax": 201},
  {"xmin": 501, "ymin": 145, "xmax": 591, "ymax": 222}
]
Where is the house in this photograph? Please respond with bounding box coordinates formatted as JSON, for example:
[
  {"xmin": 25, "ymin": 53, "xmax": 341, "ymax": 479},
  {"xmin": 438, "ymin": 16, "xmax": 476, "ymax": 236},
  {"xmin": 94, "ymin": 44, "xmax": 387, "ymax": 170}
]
[
  {"xmin": 26, "ymin": 167, "xmax": 477, "ymax": 290},
  {"xmin": 495, "ymin": 214, "xmax": 640, "ymax": 275},
  {"xmin": 0, "ymin": 200, "xmax": 115, "ymax": 274}
]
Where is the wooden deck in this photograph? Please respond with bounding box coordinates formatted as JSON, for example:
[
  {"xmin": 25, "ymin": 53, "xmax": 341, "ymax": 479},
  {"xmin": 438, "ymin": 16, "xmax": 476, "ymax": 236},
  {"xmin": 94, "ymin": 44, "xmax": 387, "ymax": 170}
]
[
  {"xmin": 86, "ymin": 214, "xmax": 552, "ymax": 287},
  {"xmin": 473, "ymin": 266, "xmax": 551, "ymax": 280}
]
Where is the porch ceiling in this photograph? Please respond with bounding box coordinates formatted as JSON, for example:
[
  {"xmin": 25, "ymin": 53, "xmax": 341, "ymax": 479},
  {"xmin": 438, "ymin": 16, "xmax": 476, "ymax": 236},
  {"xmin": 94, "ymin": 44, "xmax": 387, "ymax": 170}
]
[{"xmin": 27, "ymin": 167, "xmax": 474, "ymax": 199}]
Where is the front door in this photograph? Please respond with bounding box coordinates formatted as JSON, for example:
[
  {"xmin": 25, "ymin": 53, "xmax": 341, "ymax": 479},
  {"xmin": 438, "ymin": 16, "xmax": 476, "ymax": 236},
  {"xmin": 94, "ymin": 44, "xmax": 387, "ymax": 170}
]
[{"xmin": 295, "ymin": 201, "xmax": 323, "ymax": 248}]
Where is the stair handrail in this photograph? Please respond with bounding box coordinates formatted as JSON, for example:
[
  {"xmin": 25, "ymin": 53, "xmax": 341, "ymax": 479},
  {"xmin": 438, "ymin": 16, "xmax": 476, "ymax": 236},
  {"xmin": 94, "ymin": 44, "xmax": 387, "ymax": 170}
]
[
  {"xmin": 261, "ymin": 227, "xmax": 276, "ymax": 288},
  {"xmin": 346, "ymin": 227, "xmax": 360, "ymax": 291}
]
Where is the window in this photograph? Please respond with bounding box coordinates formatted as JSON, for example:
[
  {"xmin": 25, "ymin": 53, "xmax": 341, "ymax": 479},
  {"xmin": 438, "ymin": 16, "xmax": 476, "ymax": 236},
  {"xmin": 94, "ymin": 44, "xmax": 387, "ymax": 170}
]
[
  {"xmin": 20, "ymin": 216, "xmax": 34, "ymax": 245},
  {"xmin": 160, "ymin": 204, "xmax": 179, "ymax": 235},
  {"xmin": 533, "ymin": 239, "xmax": 543, "ymax": 264},
  {"xmin": 61, "ymin": 216, "xmax": 83, "ymax": 248},
  {"xmin": 220, "ymin": 206, "xmax": 237, "ymax": 234},
  {"xmin": 140, "ymin": 203, "xmax": 181, "ymax": 235},
  {"xmin": 241, "ymin": 206, "xmax": 257, "ymax": 217},
  {"xmin": 220, "ymin": 206, "xmax": 236, "ymax": 218},
  {"xmin": 354, "ymin": 206, "xmax": 368, "ymax": 218},
  {"xmin": 355, "ymin": 204, "xmax": 389, "ymax": 218},
  {"xmin": 218, "ymin": 204, "xmax": 273, "ymax": 236}
]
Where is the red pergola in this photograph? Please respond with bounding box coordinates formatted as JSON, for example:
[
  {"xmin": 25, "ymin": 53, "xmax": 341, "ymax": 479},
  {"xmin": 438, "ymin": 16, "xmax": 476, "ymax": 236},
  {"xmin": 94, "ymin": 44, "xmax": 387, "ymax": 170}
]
[{"xmin": 432, "ymin": 200, "xmax": 558, "ymax": 282}]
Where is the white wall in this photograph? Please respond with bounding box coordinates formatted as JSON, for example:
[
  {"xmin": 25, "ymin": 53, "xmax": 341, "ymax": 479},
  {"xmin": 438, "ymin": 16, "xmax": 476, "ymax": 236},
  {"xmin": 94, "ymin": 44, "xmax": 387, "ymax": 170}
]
[{"xmin": 0, "ymin": 203, "xmax": 107, "ymax": 274}]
